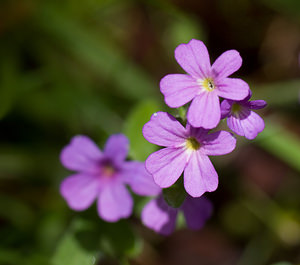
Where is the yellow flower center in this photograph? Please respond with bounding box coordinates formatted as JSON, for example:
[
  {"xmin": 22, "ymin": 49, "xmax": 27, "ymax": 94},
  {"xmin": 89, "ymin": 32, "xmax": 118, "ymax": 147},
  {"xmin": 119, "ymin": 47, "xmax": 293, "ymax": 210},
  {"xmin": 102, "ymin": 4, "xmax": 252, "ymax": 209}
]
[
  {"xmin": 202, "ymin": 78, "xmax": 215, "ymax": 92},
  {"xmin": 186, "ymin": 137, "xmax": 201, "ymax": 150}
]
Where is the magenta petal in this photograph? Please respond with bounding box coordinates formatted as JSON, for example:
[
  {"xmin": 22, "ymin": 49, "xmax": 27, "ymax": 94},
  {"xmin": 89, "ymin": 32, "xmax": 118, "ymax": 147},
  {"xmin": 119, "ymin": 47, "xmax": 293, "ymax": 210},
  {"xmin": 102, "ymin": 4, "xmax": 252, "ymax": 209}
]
[
  {"xmin": 228, "ymin": 111, "xmax": 265, "ymax": 140},
  {"xmin": 181, "ymin": 196, "xmax": 213, "ymax": 230},
  {"xmin": 186, "ymin": 124, "xmax": 209, "ymax": 140},
  {"xmin": 212, "ymin": 50, "xmax": 242, "ymax": 79},
  {"xmin": 227, "ymin": 115, "xmax": 245, "ymax": 137},
  {"xmin": 174, "ymin": 39, "xmax": 211, "ymax": 79},
  {"xmin": 202, "ymin": 131, "xmax": 236, "ymax": 156},
  {"xmin": 248, "ymin": 100, "xmax": 267, "ymax": 110},
  {"xmin": 220, "ymin": 99, "xmax": 232, "ymax": 119},
  {"xmin": 97, "ymin": 182, "xmax": 133, "ymax": 222},
  {"xmin": 60, "ymin": 135, "xmax": 103, "ymax": 174},
  {"xmin": 184, "ymin": 152, "xmax": 218, "ymax": 197},
  {"xmin": 143, "ymin": 112, "xmax": 187, "ymax": 147},
  {"xmin": 121, "ymin": 161, "xmax": 161, "ymax": 196},
  {"xmin": 146, "ymin": 147, "xmax": 188, "ymax": 188},
  {"xmin": 160, "ymin": 74, "xmax": 199, "ymax": 108},
  {"xmin": 141, "ymin": 195, "xmax": 178, "ymax": 236},
  {"xmin": 216, "ymin": 78, "xmax": 249, "ymax": 101},
  {"xmin": 187, "ymin": 93, "xmax": 220, "ymax": 129},
  {"xmin": 104, "ymin": 134, "xmax": 129, "ymax": 164},
  {"xmin": 60, "ymin": 174, "xmax": 100, "ymax": 211}
]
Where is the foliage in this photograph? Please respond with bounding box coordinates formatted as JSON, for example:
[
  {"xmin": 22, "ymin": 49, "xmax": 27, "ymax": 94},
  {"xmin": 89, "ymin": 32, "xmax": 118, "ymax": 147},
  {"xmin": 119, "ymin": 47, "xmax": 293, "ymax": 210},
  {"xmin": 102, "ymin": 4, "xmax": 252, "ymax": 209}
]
[{"xmin": 0, "ymin": 0, "xmax": 300, "ymax": 264}]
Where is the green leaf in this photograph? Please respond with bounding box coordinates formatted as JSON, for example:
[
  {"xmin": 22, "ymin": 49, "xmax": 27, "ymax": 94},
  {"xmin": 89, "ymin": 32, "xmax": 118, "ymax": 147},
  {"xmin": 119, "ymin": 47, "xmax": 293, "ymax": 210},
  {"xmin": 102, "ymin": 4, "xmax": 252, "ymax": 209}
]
[
  {"xmin": 166, "ymin": 14, "xmax": 206, "ymax": 50},
  {"xmin": 255, "ymin": 120, "xmax": 300, "ymax": 172},
  {"xmin": 123, "ymin": 100, "xmax": 162, "ymax": 161},
  {"xmin": 36, "ymin": 4, "xmax": 157, "ymax": 101},
  {"xmin": 163, "ymin": 177, "xmax": 186, "ymax": 208},
  {"xmin": 254, "ymin": 79, "xmax": 300, "ymax": 106},
  {"xmin": 52, "ymin": 220, "xmax": 99, "ymax": 265},
  {"xmin": 98, "ymin": 220, "xmax": 141, "ymax": 258}
]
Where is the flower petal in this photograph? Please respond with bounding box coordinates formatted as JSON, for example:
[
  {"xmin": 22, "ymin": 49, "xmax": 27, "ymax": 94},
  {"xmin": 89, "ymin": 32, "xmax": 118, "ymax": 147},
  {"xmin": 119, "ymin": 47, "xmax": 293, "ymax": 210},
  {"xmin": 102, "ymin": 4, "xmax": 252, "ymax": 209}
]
[
  {"xmin": 97, "ymin": 182, "xmax": 133, "ymax": 222},
  {"xmin": 143, "ymin": 112, "xmax": 187, "ymax": 147},
  {"xmin": 60, "ymin": 135, "xmax": 102, "ymax": 174},
  {"xmin": 184, "ymin": 152, "xmax": 218, "ymax": 197},
  {"xmin": 104, "ymin": 134, "xmax": 129, "ymax": 164},
  {"xmin": 121, "ymin": 161, "xmax": 161, "ymax": 196},
  {"xmin": 187, "ymin": 93, "xmax": 220, "ymax": 129},
  {"xmin": 146, "ymin": 147, "xmax": 188, "ymax": 188},
  {"xmin": 181, "ymin": 196, "xmax": 213, "ymax": 230},
  {"xmin": 216, "ymin": 78, "xmax": 249, "ymax": 101},
  {"xmin": 248, "ymin": 100, "xmax": 267, "ymax": 110},
  {"xmin": 228, "ymin": 111, "xmax": 265, "ymax": 140},
  {"xmin": 227, "ymin": 114, "xmax": 245, "ymax": 137},
  {"xmin": 220, "ymin": 99, "xmax": 232, "ymax": 119},
  {"xmin": 160, "ymin": 74, "xmax": 199, "ymax": 108},
  {"xmin": 212, "ymin": 50, "xmax": 242, "ymax": 79},
  {"xmin": 186, "ymin": 124, "xmax": 209, "ymax": 139},
  {"xmin": 175, "ymin": 39, "xmax": 211, "ymax": 79},
  {"xmin": 60, "ymin": 174, "xmax": 100, "ymax": 211},
  {"xmin": 202, "ymin": 130, "xmax": 236, "ymax": 156},
  {"xmin": 141, "ymin": 195, "xmax": 178, "ymax": 236}
]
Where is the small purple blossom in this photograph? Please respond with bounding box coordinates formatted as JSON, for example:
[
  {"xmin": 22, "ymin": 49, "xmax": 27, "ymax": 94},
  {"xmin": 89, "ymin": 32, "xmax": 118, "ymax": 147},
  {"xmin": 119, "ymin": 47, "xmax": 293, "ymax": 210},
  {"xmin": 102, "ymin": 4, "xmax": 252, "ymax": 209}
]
[
  {"xmin": 220, "ymin": 93, "xmax": 267, "ymax": 140},
  {"xmin": 143, "ymin": 112, "xmax": 236, "ymax": 197},
  {"xmin": 160, "ymin": 39, "xmax": 250, "ymax": 129},
  {"xmin": 142, "ymin": 194, "xmax": 212, "ymax": 236},
  {"xmin": 60, "ymin": 134, "xmax": 160, "ymax": 222}
]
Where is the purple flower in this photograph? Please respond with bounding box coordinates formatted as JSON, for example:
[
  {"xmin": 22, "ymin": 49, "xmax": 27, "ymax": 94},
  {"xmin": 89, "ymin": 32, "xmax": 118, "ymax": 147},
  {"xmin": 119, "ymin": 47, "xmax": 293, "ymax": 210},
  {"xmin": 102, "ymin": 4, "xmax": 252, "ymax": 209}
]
[
  {"xmin": 143, "ymin": 112, "xmax": 236, "ymax": 197},
  {"xmin": 142, "ymin": 194, "xmax": 212, "ymax": 236},
  {"xmin": 160, "ymin": 39, "xmax": 250, "ymax": 129},
  {"xmin": 220, "ymin": 93, "xmax": 267, "ymax": 140},
  {"xmin": 60, "ymin": 134, "xmax": 160, "ymax": 222}
]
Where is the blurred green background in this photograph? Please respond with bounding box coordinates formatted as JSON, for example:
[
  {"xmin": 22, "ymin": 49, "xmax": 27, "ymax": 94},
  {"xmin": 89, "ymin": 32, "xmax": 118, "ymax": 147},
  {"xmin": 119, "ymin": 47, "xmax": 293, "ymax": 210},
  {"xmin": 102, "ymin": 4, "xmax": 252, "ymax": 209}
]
[{"xmin": 0, "ymin": 0, "xmax": 300, "ymax": 264}]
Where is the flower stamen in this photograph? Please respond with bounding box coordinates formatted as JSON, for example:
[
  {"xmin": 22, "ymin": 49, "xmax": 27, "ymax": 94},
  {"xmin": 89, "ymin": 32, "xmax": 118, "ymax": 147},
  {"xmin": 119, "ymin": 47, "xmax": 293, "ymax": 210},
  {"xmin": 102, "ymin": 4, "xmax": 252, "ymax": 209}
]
[
  {"xmin": 200, "ymin": 78, "xmax": 215, "ymax": 92},
  {"xmin": 186, "ymin": 137, "xmax": 201, "ymax": 150}
]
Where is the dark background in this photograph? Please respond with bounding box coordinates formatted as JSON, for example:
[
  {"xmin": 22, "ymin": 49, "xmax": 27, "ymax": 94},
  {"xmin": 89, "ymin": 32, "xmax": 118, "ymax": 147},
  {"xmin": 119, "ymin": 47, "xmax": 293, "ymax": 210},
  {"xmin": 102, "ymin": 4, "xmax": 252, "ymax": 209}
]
[{"xmin": 0, "ymin": 0, "xmax": 300, "ymax": 264}]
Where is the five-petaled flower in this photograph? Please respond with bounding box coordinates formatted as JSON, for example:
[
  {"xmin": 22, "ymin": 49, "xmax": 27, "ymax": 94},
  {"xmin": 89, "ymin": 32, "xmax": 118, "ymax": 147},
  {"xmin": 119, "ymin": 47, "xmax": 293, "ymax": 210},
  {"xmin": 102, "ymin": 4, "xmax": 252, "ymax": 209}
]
[
  {"xmin": 143, "ymin": 112, "xmax": 236, "ymax": 197},
  {"xmin": 60, "ymin": 134, "xmax": 160, "ymax": 222},
  {"xmin": 142, "ymin": 194, "xmax": 212, "ymax": 235},
  {"xmin": 221, "ymin": 93, "xmax": 267, "ymax": 139},
  {"xmin": 160, "ymin": 39, "xmax": 250, "ymax": 129}
]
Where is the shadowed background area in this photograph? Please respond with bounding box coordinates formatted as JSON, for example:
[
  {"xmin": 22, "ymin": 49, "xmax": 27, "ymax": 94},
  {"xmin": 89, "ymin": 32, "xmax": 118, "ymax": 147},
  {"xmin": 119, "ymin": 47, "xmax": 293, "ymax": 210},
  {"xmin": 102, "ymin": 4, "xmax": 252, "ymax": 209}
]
[{"xmin": 0, "ymin": 0, "xmax": 300, "ymax": 264}]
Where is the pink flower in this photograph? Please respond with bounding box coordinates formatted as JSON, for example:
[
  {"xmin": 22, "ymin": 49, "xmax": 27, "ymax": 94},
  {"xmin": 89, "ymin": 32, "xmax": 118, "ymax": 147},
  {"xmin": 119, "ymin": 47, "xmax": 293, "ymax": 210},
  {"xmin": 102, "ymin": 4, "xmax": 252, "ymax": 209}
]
[
  {"xmin": 160, "ymin": 39, "xmax": 250, "ymax": 129},
  {"xmin": 60, "ymin": 134, "xmax": 160, "ymax": 222},
  {"xmin": 221, "ymin": 93, "xmax": 267, "ymax": 139},
  {"xmin": 142, "ymin": 194, "xmax": 213, "ymax": 236},
  {"xmin": 143, "ymin": 112, "xmax": 236, "ymax": 197}
]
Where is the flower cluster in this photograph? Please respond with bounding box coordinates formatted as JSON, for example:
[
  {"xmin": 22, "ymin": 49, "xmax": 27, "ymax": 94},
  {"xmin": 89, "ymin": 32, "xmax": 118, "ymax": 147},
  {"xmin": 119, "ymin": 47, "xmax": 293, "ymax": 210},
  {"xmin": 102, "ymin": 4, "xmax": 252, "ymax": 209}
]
[
  {"xmin": 59, "ymin": 39, "xmax": 266, "ymax": 236},
  {"xmin": 143, "ymin": 39, "xmax": 266, "ymax": 198},
  {"xmin": 141, "ymin": 39, "xmax": 266, "ymax": 234}
]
